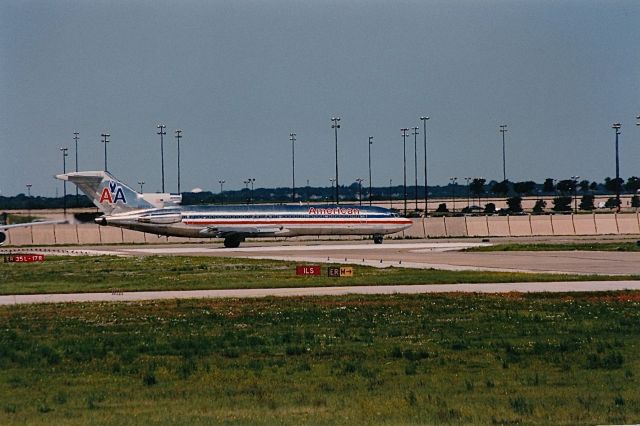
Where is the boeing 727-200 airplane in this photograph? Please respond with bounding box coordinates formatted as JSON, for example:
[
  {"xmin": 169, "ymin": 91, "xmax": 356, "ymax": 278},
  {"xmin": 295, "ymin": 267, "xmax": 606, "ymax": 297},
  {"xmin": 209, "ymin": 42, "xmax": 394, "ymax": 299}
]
[{"xmin": 57, "ymin": 171, "xmax": 412, "ymax": 247}]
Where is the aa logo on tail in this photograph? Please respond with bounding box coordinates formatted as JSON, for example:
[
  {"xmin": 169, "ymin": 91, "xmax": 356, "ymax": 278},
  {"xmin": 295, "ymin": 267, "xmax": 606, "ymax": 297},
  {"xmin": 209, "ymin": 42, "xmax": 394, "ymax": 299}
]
[{"xmin": 99, "ymin": 182, "xmax": 127, "ymax": 204}]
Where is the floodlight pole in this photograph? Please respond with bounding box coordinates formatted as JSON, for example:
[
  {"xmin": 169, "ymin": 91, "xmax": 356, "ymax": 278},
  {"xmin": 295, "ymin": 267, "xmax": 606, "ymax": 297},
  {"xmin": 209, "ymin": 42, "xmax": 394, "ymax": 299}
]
[
  {"xmin": 420, "ymin": 116, "xmax": 430, "ymax": 214},
  {"xmin": 157, "ymin": 124, "xmax": 166, "ymax": 193},
  {"xmin": 175, "ymin": 129, "xmax": 182, "ymax": 194},
  {"xmin": 219, "ymin": 180, "xmax": 225, "ymax": 205},
  {"xmin": 368, "ymin": 136, "xmax": 373, "ymax": 206},
  {"xmin": 60, "ymin": 147, "xmax": 69, "ymax": 215},
  {"xmin": 73, "ymin": 131, "xmax": 79, "ymax": 205},
  {"xmin": 412, "ymin": 126, "xmax": 419, "ymax": 210},
  {"xmin": 401, "ymin": 128, "xmax": 409, "ymax": 216},
  {"xmin": 101, "ymin": 133, "xmax": 110, "ymax": 172},
  {"xmin": 612, "ymin": 123, "xmax": 621, "ymax": 212},
  {"xmin": 331, "ymin": 117, "xmax": 341, "ymax": 204},
  {"xmin": 499, "ymin": 124, "xmax": 508, "ymax": 182},
  {"xmin": 290, "ymin": 132, "xmax": 296, "ymax": 202}
]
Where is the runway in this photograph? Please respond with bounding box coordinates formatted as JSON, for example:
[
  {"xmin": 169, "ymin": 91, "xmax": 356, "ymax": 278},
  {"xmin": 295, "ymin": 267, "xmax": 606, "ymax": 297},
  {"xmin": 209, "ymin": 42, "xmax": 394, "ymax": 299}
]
[
  {"xmin": 18, "ymin": 240, "xmax": 640, "ymax": 276},
  {"xmin": 2, "ymin": 280, "xmax": 640, "ymax": 306}
]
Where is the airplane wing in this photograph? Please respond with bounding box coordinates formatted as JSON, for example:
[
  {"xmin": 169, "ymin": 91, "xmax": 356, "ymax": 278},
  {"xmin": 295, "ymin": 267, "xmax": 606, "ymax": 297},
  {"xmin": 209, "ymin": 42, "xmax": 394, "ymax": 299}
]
[
  {"xmin": 0, "ymin": 220, "xmax": 67, "ymax": 230},
  {"xmin": 199, "ymin": 226, "xmax": 288, "ymax": 238}
]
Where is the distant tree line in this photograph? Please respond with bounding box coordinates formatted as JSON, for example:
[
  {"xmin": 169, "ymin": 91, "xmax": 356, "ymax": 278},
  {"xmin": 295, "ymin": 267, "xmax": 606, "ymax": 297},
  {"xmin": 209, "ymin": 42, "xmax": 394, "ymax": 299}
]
[{"xmin": 2, "ymin": 176, "xmax": 640, "ymax": 211}]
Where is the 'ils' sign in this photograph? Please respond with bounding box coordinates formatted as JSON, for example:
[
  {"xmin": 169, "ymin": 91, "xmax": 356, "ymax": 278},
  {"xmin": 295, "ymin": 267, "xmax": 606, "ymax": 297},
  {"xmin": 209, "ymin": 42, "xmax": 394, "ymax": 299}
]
[{"xmin": 296, "ymin": 265, "xmax": 321, "ymax": 276}]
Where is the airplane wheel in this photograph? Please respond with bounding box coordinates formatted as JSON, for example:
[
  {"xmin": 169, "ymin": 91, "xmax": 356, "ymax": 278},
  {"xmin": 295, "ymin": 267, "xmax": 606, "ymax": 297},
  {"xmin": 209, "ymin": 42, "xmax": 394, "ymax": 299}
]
[
  {"xmin": 224, "ymin": 236, "xmax": 242, "ymax": 248},
  {"xmin": 373, "ymin": 235, "xmax": 384, "ymax": 244}
]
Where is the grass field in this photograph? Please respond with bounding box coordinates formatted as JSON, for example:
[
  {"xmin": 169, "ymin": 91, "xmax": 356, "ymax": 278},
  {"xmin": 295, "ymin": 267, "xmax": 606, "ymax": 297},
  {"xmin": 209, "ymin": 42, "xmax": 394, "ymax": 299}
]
[
  {"xmin": 465, "ymin": 241, "xmax": 640, "ymax": 252},
  {"xmin": 0, "ymin": 255, "xmax": 632, "ymax": 295},
  {"xmin": 1, "ymin": 293, "xmax": 639, "ymax": 424}
]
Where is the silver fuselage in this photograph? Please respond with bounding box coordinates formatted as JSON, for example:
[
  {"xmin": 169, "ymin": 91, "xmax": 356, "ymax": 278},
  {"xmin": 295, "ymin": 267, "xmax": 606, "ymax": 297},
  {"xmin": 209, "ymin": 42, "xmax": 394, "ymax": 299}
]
[{"xmin": 98, "ymin": 204, "xmax": 413, "ymax": 238}]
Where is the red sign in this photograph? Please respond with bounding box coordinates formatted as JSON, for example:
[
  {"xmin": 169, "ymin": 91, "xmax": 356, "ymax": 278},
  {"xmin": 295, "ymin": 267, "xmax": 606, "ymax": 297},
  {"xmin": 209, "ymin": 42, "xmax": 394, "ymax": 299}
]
[
  {"xmin": 296, "ymin": 265, "xmax": 321, "ymax": 276},
  {"xmin": 4, "ymin": 254, "xmax": 46, "ymax": 263}
]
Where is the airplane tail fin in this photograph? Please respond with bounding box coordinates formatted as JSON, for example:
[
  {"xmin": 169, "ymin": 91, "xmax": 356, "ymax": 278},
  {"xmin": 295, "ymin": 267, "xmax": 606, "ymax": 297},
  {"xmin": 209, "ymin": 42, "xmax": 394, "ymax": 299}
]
[{"xmin": 56, "ymin": 171, "xmax": 154, "ymax": 215}]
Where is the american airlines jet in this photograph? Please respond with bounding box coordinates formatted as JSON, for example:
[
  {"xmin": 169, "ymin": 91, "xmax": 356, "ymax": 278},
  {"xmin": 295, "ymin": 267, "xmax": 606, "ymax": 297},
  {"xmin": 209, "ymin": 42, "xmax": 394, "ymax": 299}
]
[{"xmin": 57, "ymin": 171, "xmax": 412, "ymax": 248}]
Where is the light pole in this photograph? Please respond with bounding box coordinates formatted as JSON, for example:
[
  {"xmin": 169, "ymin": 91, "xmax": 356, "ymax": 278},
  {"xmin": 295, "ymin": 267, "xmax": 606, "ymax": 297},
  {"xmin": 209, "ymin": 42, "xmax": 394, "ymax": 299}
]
[
  {"xmin": 331, "ymin": 117, "xmax": 341, "ymax": 204},
  {"xmin": 243, "ymin": 180, "xmax": 249, "ymax": 204},
  {"xmin": 101, "ymin": 133, "xmax": 110, "ymax": 171},
  {"xmin": 218, "ymin": 180, "xmax": 225, "ymax": 205},
  {"xmin": 368, "ymin": 136, "xmax": 373, "ymax": 206},
  {"xmin": 157, "ymin": 124, "xmax": 166, "ymax": 193},
  {"xmin": 290, "ymin": 132, "xmax": 296, "ymax": 202},
  {"xmin": 389, "ymin": 179, "xmax": 393, "ymax": 210},
  {"xmin": 60, "ymin": 147, "xmax": 69, "ymax": 215},
  {"xmin": 571, "ymin": 175, "xmax": 580, "ymax": 212},
  {"xmin": 175, "ymin": 129, "xmax": 182, "ymax": 194},
  {"xmin": 420, "ymin": 116, "xmax": 430, "ymax": 214},
  {"xmin": 26, "ymin": 184, "xmax": 32, "ymax": 218},
  {"xmin": 449, "ymin": 176, "xmax": 458, "ymax": 213},
  {"xmin": 329, "ymin": 178, "xmax": 336, "ymax": 202},
  {"xmin": 612, "ymin": 123, "xmax": 621, "ymax": 212},
  {"xmin": 248, "ymin": 178, "xmax": 255, "ymax": 204},
  {"xmin": 412, "ymin": 126, "xmax": 419, "ymax": 210},
  {"xmin": 306, "ymin": 179, "xmax": 310, "ymax": 203},
  {"xmin": 73, "ymin": 131, "xmax": 79, "ymax": 205},
  {"xmin": 356, "ymin": 178, "xmax": 364, "ymax": 206},
  {"xmin": 499, "ymin": 124, "xmax": 508, "ymax": 182},
  {"xmin": 464, "ymin": 177, "xmax": 472, "ymax": 209},
  {"xmin": 401, "ymin": 128, "xmax": 409, "ymax": 216},
  {"xmin": 138, "ymin": 181, "xmax": 145, "ymax": 193}
]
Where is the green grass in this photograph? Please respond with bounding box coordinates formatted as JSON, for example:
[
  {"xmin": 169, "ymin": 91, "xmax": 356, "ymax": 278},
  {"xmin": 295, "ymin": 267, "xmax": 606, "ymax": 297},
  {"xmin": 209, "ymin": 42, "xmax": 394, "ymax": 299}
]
[
  {"xmin": 1, "ymin": 293, "xmax": 639, "ymax": 424},
  {"xmin": 466, "ymin": 241, "xmax": 640, "ymax": 252},
  {"xmin": 0, "ymin": 255, "xmax": 633, "ymax": 295}
]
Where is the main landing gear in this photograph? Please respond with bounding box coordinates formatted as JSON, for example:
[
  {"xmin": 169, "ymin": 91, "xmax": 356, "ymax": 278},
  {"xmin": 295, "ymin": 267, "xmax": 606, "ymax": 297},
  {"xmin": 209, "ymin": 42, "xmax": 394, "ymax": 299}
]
[
  {"xmin": 373, "ymin": 234, "xmax": 384, "ymax": 244},
  {"xmin": 223, "ymin": 236, "xmax": 244, "ymax": 248}
]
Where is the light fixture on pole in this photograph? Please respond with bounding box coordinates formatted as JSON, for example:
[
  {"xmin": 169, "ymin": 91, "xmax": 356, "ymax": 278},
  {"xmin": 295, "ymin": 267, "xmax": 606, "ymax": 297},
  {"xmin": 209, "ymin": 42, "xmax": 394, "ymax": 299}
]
[
  {"xmin": 412, "ymin": 126, "xmax": 419, "ymax": 210},
  {"xmin": 157, "ymin": 124, "xmax": 166, "ymax": 193},
  {"xmin": 571, "ymin": 175, "xmax": 580, "ymax": 212},
  {"xmin": 464, "ymin": 177, "xmax": 472, "ymax": 208},
  {"xmin": 368, "ymin": 136, "xmax": 373, "ymax": 206},
  {"xmin": 219, "ymin": 180, "xmax": 225, "ymax": 205},
  {"xmin": 26, "ymin": 184, "xmax": 32, "ymax": 197},
  {"xmin": 331, "ymin": 117, "xmax": 341, "ymax": 204},
  {"xmin": 329, "ymin": 178, "xmax": 336, "ymax": 202},
  {"xmin": 175, "ymin": 129, "xmax": 182, "ymax": 194},
  {"xmin": 101, "ymin": 133, "xmax": 110, "ymax": 171},
  {"xmin": 248, "ymin": 178, "xmax": 256, "ymax": 204},
  {"xmin": 401, "ymin": 128, "xmax": 409, "ymax": 216},
  {"xmin": 60, "ymin": 147, "xmax": 69, "ymax": 215},
  {"xmin": 290, "ymin": 132, "xmax": 296, "ymax": 202},
  {"xmin": 420, "ymin": 116, "xmax": 430, "ymax": 214},
  {"xmin": 389, "ymin": 179, "xmax": 393, "ymax": 210},
  {"xmin": 449, "ymin": 176, "xmax": 458, "ymax": 212},
  {"xmin": 138, "ymin": 181, "xmax": 145, "ymax": 193},
  {"xmin": 612, "ymin": 123, "xmax": 622, "ymax": 212},
  {"xmin": 355, "ymin": 178, "xmax": 364, "ymax": 206},
  {"xmin": 499, "ymin": 124, "xmax": 508, "ymax": 182},
  {"xmin": 73, "ymin": 131, "xmax": 79, "ymax": 205}
]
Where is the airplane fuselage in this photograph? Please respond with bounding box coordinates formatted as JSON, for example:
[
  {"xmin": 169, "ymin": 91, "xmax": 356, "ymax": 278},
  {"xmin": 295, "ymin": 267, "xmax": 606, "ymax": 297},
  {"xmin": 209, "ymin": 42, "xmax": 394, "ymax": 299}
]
[{"xmin": 99, "ymin": 204, "xmax": 412, "ymax": 243}]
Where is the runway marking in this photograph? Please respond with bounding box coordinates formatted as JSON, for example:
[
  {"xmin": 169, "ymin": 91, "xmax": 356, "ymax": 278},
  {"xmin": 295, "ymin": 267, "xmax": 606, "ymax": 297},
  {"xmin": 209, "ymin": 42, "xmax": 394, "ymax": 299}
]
[{"xmin": 2, "ymin": 281, "xmax": 640, "ymax": 305}]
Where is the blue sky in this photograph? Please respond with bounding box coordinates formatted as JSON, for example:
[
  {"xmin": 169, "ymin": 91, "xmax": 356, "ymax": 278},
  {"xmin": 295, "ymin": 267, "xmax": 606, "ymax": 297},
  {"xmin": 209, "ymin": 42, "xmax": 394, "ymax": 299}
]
[{"xmin": 1, "ymin": 0, "xmax": 639, "ymax": 196}]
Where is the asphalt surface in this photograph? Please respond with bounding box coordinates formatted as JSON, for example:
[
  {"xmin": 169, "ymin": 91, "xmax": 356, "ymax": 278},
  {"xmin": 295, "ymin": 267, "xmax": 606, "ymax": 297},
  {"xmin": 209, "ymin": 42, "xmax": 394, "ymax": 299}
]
[{"xmin": 22, "ymin": 240, "xmax": 639, "ymax": 276}]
